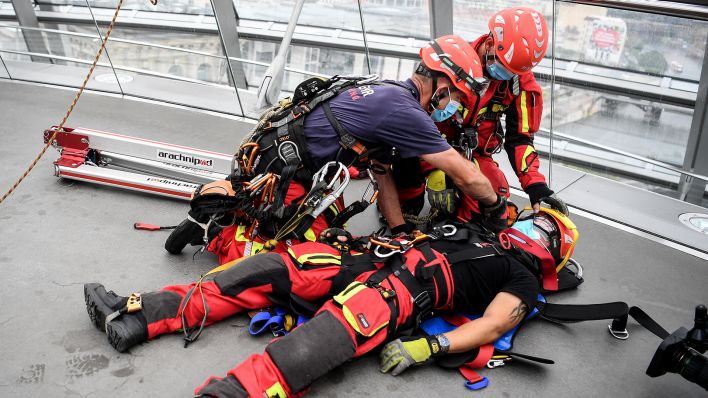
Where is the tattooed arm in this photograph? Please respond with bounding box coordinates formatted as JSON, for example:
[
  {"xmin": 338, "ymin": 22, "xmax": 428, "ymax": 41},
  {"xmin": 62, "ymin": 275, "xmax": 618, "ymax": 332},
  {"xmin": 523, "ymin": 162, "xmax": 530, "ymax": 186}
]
[{"xmin": 442, "ymin": 292, "xmax": 528, "ymax": 354}]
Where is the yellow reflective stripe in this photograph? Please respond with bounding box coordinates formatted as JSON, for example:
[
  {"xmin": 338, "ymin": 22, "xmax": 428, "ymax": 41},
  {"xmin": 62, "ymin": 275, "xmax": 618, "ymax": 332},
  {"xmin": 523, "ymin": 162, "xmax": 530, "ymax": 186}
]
[
  {"xmin": 477, "ymin": 106, "xmax": 487, "ymax": 115},
  {"xmin": 235, "ymin": 225, "xmax": 265, "ymax": 255},
  {"xmin": 287, "ymin": 248, "xmax": 341, "ymax": 265},
  {"xmin": 342, "ymin": 306, "xmax": 363, "ymax": 334},
  {"xmin": 235, "ymin": 225, "xmax": 248, "ymax": 242},
  {"xmin": 265, "ymin": 381, "xmax": 287, "ymax": 398},
  {"xmin": 299, "ymin": 253, "xmax": 341, "ymax": 265},
  {"xmin": 304, "ymin": 228, "xmax": 317, "ymax": 242},
  {"xmin": 520, "ymin": 145, "xmax": 535, "ymax": 172},
  {"xmin": 520, "ymin": 91, "xmax": 529, "ymax": 133},
  {"xmin": 328, "ymin": 204, "xmax": 340, "ymax": 215},
  {"xmin": 333, "ymin": 282, "xmax": 367, "ymax": 305},
  {"xmin": 203, "ymin": 256, "xmax": 247, "ymax": 278}
]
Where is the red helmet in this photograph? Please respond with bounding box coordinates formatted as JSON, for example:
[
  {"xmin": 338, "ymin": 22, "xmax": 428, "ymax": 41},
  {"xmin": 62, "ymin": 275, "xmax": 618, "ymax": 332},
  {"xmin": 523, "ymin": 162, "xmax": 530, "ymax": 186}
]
[
  {"xmin": 419, "ymin": 35, "xmax": 489, "ymax": 105},
  {"xmin": 488, "ymin": 7, "xmax": 549, "ymax": 75},
  {"xmin": 505, "ymin": 207, "xmax": 579, "ymax": 291}
]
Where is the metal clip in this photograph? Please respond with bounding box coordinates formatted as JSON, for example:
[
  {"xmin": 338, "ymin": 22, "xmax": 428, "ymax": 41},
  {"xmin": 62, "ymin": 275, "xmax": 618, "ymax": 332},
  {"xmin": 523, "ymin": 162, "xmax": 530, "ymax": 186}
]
[
  {"xmin": 439, "ymin": 224, "xmax": 457, "ymax": 237},
  {"xmin": 309, "ymin": 161, "xmax": 350, "ymax": 218},
  {"xmin": 486, "ymin": 359, "xmax": 507, "ymax": 369},
  {"xmin": 126, "ymin": 293, "xmax": 142, "ymax": 313},
  {"xmin": 608, "ymin": 324, "xmax": 629, "ymax": 340},
  {"xmin": 374, "ymin": 244, "xmax": 401, "ymax": 258}
]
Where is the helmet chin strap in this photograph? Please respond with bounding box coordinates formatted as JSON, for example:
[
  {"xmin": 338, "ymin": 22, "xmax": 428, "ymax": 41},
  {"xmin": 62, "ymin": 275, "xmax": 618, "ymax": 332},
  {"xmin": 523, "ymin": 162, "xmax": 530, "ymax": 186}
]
[{"xmin": 430, "ymin": 75, "xmax": 439, "ymax": 109}]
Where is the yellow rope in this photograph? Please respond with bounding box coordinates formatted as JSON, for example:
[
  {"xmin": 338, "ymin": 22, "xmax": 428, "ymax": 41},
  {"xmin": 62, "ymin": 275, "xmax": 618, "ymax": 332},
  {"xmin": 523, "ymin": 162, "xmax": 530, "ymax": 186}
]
[{"xmin": 0, "ymin": 0, "xmax": 149, "ymax": 205}]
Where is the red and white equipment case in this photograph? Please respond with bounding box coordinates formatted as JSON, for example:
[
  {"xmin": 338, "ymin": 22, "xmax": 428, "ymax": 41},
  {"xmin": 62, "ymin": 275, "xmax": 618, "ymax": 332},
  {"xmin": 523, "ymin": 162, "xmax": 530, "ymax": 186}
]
[{"xmin": 43, "ymin": 126, "xmax": 233, "ymax": 200}]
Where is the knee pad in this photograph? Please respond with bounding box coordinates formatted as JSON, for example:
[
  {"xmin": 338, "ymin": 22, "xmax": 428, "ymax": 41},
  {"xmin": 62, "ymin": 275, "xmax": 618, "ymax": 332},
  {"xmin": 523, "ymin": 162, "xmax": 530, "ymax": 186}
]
[
  {"xmin": 214, "ymin": 253, "xmax": 290, "ymax": 297},
  {"xmin": 266, "ymin": 311, "xmax": 355, "ymax": 393}
]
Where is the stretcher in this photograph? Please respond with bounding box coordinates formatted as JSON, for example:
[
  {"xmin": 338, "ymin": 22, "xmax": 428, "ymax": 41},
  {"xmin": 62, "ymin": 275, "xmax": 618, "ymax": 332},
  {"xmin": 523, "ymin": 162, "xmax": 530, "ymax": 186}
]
[{"xmin": 43, "ymin": 126, "xmax": 232, "ymax": 200}]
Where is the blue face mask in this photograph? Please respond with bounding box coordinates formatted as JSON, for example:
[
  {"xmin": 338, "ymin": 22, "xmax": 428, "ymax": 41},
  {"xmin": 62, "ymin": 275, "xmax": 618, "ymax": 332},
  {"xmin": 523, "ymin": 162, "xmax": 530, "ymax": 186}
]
[
  {"xmin": 430, "ymin": 88, "xmax": 460, "ymax": 122},
  {"xmin": 485, "ymin": 50, "xmax": 515, "ymax": 81},
  {"xmin": 510, "ymin": 219, "xmax": 540, "ymax": 241}
]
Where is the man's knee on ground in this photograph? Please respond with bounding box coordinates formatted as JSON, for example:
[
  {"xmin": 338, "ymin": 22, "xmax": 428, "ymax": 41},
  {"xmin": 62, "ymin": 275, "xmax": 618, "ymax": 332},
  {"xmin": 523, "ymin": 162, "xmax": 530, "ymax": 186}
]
[{"xmin": 266, "ymin": 311, "xmax": 356, "ymax": 393}]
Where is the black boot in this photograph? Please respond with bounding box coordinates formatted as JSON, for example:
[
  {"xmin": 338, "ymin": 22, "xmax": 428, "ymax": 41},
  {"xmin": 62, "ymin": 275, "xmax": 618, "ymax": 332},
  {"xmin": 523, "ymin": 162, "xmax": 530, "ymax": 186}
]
[
  {"xmin": 164, "ymin": 219, "xmax": 205, "ymax": 254},
  {"xmin": 164, "ymin": 218, "xmax": 223, "ymax": 255},
  {"xmin": 83, "ymin": 283, "xmax": 148, "ymax": 353},
  {"xmin": 105, "ymin": 311, "xmax": 148, "ymax": 353},
  {"xmin": 84, "ymin": 283, "xmax": 128, "ymax": 331}
]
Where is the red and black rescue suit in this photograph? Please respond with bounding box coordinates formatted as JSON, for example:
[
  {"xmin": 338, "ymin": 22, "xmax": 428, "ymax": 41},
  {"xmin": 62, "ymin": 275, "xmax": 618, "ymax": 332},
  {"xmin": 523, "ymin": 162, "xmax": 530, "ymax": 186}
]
[
  {"xmin": 128, "ymin": 225, "xmax": 539, "ymax": 397},
  {"xmin": 393, "ymin": 35, "xmax": 548, "ymax": 222}
]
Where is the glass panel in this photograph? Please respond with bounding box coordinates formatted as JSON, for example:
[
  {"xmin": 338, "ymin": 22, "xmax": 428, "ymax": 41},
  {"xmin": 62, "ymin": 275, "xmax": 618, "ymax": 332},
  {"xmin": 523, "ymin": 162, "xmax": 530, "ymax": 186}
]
[
  {"xmin": 83, "ymin": 14, "xmax": 244, "ymax": 115},
  {"xmin": 36, "ymin": 0, "xmax": 214, "ymax": 16},
  {"xmin": 453, "ymin": 1, "xmax": 552, "ymax": 43},
  {"xmin": 238, "ymin": 38, "xmax": 418, "ymax": 107},
  {"xmin": 0, "ymin": 53, "xmax": 9, "ymax": 78},
  {"xmin": 548, "ymin": 3, "xmax": 707, "ymax": 203},
  {"xmin": 234, "ymin": 0, "xmax": 428, "ymax": 38},
  {"xmin": 555, "ymin": 3, "xmax": 706, "ymax": 81},
  {"xmin": 0, "ymin": 0, "xmax": 15, "ymax": 16},
  {"xmin": 0, "ymin": 24, "xmax": 122, "ymax": 92}
]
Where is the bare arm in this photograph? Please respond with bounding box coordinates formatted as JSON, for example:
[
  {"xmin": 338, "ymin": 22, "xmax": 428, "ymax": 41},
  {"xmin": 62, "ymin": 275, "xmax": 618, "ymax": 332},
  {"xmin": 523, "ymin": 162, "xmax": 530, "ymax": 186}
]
[
  {"xmin": 372, "ymin": 160, "xmax": 406, "ymax": 229},
  {"xmin": 421, "ymin": 148, "xmax": 497, "ymax": 206},
  {"xmin": 443, "ymin": 292, "xmax": 527, "ymax": 353}
]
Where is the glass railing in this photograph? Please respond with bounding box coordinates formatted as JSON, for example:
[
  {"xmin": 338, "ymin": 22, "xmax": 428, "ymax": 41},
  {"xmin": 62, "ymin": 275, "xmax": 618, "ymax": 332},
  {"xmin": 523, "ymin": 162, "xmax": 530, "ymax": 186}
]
[{"xmin": 0, "ymin": 0, "xmax": 707, "ymax": 207}]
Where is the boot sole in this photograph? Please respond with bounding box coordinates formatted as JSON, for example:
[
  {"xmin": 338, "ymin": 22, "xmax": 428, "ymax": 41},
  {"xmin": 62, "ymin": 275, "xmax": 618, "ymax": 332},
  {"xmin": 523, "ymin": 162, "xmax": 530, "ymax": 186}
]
[
  {"xmin": 84, "ymin": 283, "xmax": 114, "ymax": 332},
  {"xmin": 105, "ymin": 314, "xmax": 148, "ymax": 353},
  {"xmin": 106, "ymin": 320, "xmax": 131, "ymax": 353}
]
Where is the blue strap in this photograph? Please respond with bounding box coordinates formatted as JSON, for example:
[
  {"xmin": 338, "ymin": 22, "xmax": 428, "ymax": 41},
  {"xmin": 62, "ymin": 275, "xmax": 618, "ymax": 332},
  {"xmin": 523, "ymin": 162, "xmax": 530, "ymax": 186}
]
[
  {"xmin": 249, "ymin": 308, "xmax": 288, "ymax": 336},
  {"xmin": 465, "ymin": 377, "xmax": 489, "ymax": 391}
]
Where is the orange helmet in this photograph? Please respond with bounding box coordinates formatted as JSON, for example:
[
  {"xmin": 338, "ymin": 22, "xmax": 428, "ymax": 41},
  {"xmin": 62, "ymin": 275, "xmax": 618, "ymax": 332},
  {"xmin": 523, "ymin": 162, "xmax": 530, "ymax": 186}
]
[
  {"xmin": 505, "ymin": 207, "xmax": 579, "ymax": 291},
  {"xmin": 488, "ymin": 7, "xmax": 549, "ymax": 75},
  {"xmin": 419, "ymin": 35, "xmax": 489, "ymax": 105}
]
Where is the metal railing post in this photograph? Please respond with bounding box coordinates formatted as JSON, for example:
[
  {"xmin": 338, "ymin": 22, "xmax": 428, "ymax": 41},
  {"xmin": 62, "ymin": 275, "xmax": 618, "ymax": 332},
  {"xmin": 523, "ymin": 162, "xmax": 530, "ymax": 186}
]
[
  {"xmin": 428, "ymin": 0, "xmax": 453, "ymax": 38},
  {"xmin": 679, "ymin": 35, "xmax": 708, "ymax": 204},
  {"xmin": 9, "ymin": 0, "xmax": 50, "ymax": 63},
  {"xmin": 255, "ymin": 0, "xmax": 305, "ymax": 109}
]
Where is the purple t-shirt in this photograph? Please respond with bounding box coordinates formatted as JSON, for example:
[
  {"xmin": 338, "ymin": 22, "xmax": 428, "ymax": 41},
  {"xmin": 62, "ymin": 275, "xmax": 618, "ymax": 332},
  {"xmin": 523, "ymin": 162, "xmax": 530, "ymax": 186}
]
[{"xmin": 302, "ymin": 79, "xmax": 451, "ymax": 168}]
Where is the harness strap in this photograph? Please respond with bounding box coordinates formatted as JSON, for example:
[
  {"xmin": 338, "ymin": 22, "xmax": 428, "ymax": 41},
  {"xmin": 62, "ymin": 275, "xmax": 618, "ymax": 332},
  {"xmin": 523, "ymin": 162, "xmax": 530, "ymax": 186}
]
[
  {"xmin": 444, "ymin": 243, "xmax": 503, "ymax": 264},
  {"xmin": 536, "ymin": 301, "xmax": 629, "ymax": 323},
  {"xmin": 626, "ymin": 306, "xmax": 670, "ymax": 339},
  {"xmin": 322, "ymin": 102, "xmax": 367, "ymax": 156}
]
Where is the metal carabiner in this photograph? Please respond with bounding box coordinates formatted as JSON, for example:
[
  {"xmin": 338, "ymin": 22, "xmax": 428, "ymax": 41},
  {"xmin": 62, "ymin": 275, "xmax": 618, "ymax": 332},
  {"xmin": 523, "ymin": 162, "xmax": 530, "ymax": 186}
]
[
  {"xmin": 374, "ymin": 244, "xmax": 401, "ymax": 258},
  {"xmin": 440, "ymin": 224, "xmax": 457, "ymax": 237},
  {"xmin": 310, "ymin": 162, "xmax": 350, "ymax": 218},
  {"xmin": 486, "ymin": 359, "xmax": 508, "ymax": 369}
]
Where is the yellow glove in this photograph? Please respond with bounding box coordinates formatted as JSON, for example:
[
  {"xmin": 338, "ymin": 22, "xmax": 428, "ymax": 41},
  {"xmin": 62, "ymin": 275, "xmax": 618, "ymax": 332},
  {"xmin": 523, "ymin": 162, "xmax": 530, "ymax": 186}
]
[{"xmin": 426, "ymin": 170, "xmax": 456, "ymax": 215}]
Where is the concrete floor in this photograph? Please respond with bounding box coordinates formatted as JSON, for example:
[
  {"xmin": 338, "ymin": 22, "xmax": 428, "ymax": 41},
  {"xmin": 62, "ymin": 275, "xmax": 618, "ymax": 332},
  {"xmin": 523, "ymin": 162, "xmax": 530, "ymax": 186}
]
[{"xmin": 0, "ymin": 81, "xmax": 706, "ymax": 397}]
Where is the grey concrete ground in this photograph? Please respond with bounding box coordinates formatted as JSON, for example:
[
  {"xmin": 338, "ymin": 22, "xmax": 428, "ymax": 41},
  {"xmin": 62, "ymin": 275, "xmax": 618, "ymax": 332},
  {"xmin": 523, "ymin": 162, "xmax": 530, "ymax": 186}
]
[{"xmin": 0, "ymin": 81, "xmax": 706, "ymax": 397}]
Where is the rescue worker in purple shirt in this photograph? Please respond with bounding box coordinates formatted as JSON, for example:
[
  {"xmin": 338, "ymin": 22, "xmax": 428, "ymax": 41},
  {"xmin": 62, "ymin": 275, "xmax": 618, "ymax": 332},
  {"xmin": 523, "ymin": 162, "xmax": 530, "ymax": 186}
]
[
  {"xmin": 168, "ymin": 35, "xmax": 508, "ymax": 262},
  {"xmin": 316, "ymin": 35, "xmax": 507, "ymax": 233}
]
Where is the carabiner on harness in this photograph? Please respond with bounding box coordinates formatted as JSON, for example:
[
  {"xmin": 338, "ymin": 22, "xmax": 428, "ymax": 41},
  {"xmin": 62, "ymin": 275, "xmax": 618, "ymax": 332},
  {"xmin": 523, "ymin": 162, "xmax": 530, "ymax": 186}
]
[
  {"xmin": 361, "ymin": 168, "xmax": 379, "ymax": 204},
  {"xmin": 308, "ymin": 161, "xmax": 350, "ymax": 218}
]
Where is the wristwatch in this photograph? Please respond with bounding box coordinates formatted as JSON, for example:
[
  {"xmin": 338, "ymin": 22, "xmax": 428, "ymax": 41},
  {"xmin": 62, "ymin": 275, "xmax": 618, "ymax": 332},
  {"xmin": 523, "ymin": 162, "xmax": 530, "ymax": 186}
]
[{"xmin": 435, "ymin": 333, "xmax": 450, "ymax": 355}]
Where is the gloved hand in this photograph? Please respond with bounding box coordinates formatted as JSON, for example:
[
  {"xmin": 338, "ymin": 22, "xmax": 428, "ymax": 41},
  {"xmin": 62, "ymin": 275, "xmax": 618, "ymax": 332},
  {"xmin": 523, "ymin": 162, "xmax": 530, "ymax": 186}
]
[
  {"xmin": 525, "ymin": 183, "xmax": 569, "ymax": 215},
  {"xmin": 319, "ymin": 228, "xmax": 353, "ymax": 244},
  {"xmin": 478, "ymin": 194, "xmax": 508, "ymax": 233},
  {"xmin": 426, "ymin": 170, "xmax": 456, "ymax": 215},
  {"xmin": 379, "ymin": 335, "xmax": 447, "ymax": 376}
]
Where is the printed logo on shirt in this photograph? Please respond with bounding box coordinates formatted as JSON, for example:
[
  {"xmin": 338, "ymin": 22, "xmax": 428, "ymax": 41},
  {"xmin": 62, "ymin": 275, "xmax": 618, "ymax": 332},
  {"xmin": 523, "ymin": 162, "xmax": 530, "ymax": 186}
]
[{"xmin": 348, "ymin": 85, "xmax": 376, "ymax": 101}]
